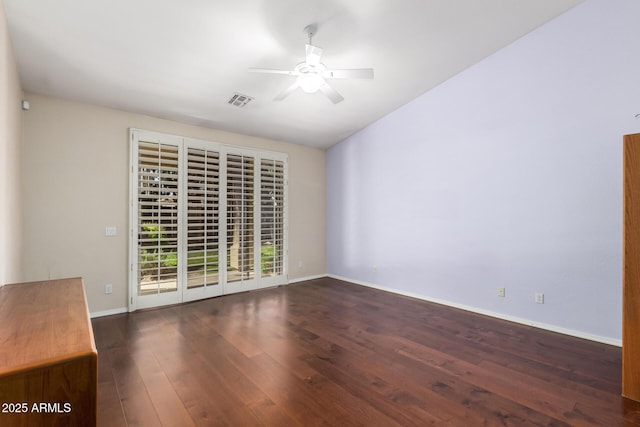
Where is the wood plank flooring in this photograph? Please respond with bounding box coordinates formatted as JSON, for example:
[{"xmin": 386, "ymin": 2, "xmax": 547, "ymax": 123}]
[{"xmin": 92, "ymin": 277, "xmax": 640, "ymax": 426}]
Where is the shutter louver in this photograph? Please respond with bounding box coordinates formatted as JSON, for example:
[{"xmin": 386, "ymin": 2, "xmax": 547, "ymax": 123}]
[
  {"xmin": 137, "ymin": 141, "xmax": 179, "ymax": 295},
  {"xmin": 227, "ymin": 154, "xmax": 255, "ymax": 282},
  {"xmin": 186, "ymin": 148, "xmax": 220, "ymax": 289},
  {"xmin": 261, "ymin": 159, "xmax": 285, "ymax": 277}
]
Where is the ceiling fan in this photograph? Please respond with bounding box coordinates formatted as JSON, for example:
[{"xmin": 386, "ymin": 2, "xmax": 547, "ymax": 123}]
[{"xmin": 249, "ymin": 25, "xmax": 374, "ymax": 104}]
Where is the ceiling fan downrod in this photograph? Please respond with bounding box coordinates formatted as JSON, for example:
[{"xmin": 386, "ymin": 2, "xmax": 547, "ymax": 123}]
[{"xmin": 304, "ymin": 24, "xmax": 317, "ymax": 45}]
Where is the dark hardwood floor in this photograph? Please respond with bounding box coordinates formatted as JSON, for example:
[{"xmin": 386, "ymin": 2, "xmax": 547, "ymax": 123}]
[{"xmin": 92, "ymin": 277, "xmax": 640, "ymax": 426}]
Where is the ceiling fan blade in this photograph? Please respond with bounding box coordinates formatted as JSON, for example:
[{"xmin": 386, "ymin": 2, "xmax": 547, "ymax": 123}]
[
  {"xmin": 323, "ymin": 68, "xmax": 374, "ymax": 79},
  {"xmin": 305, "ymin": 44, "xmax": 323, "ymax": 66},
  {"xmin": 274, "ymin": 82, "xmax": 300, "ymax": 101},
  {"xmin": 249, "ymin": 68, "xmax": 298, "ymax": 76},
  {"xmin": 319, "ymin": 83, "xmax": 344, "ymax": 104}
]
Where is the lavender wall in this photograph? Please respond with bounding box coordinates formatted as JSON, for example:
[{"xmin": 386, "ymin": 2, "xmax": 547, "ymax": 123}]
[{"xmin": 326, "ymin": 0, "xmax": 640, "ymax": 344}]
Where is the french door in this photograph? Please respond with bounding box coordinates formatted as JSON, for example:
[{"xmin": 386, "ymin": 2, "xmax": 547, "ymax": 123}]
[{"xmin": 129, "ymin": 129, "xmax": 287, "ymax": 310}]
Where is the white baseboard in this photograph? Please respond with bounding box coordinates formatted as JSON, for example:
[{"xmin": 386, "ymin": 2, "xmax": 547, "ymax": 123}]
[
  {"xmin": 327, "ymin": 274, "xmax": 621, "ymax": 347},
  {"xmin": 288, "ymin": 274, "xmax": 328, "ymax": 284},
  {"xmin": 90, "ymin": 307, "xmax": 128, "ymax": 318}
]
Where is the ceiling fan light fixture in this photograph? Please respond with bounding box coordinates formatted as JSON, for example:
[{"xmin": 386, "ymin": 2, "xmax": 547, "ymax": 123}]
[{"xmin": 297, "ymin": 72, "xmax": 325, "ymax": 93}]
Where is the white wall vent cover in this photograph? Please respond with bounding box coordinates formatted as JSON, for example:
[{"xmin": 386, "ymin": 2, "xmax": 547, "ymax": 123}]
[{"xmin": 227, "ymin": 93, "xmax": 253, "ymax": 108}]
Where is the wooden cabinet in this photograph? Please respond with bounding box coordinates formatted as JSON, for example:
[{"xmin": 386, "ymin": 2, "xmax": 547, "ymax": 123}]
[
  {"xmin": 0, "ymin": 278, "xmax": 97, "ymax": 426},
  {"xmin": 624, "ymin": 133, "xmax": 640, "ymax": 402}
]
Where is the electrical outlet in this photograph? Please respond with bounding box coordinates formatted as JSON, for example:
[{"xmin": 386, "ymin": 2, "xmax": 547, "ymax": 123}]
[
  {"xmin": 105, "ymin": 226, "xmax": 117, "ymax": 237},
  {"xmin": 373, "ymin": 265, "xmax": 378, "ymax": 272},
  {"xmin": 535, "ymin": 292, "xmax": 544, "ymax": 304},
  {"xmin": 497, "ymin": 287, "xmax": 505, "ymax": 297},
  {"xmin": 105, "ymin": 283, "xmax": 113, "ymax": 294}
]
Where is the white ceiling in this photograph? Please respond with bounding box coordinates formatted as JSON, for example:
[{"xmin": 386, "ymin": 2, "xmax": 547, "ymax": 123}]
[{"xmin": 4, "ymin": 0, "xmax": 584, "ymax": 149}]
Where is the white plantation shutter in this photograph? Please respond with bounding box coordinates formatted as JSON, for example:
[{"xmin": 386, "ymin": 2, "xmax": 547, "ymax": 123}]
[
  {"xmin": 186, "ymin": 147, "xmax": 220, "ymax": 289},
  {"xmin": 226, "ymin": 153, "xmax": 255, "ymax": 283},
  {"xmin": 260, "ymin": 158, "xmax": 285, "ymax": 278},
  {"xmin": 136, "ymin": 141, "xmax": 180, "ymax": 295},
  {"xmin": 131, "ymin": 129, "xmax": 287, "ymax": 310}
]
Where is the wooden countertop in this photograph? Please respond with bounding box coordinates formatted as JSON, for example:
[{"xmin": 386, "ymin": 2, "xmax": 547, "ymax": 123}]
[{"xmin": 0, "ymin": 277, "xmax": 97, "ymax": 377}]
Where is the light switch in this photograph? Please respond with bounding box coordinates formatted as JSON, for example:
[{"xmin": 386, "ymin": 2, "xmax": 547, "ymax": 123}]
[{"xmin": 105, "ymin": 226, "xmax": 117, "ymax": 237}]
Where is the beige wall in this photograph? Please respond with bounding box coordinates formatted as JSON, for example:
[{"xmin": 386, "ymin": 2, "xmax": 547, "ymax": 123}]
[
  {"xmin": 0, "ymin": 0, "xmax": 23, "ymax": 286},
  {"xmin": 21, "ymin": 93, "xmax": 326, "ymax": 314}
]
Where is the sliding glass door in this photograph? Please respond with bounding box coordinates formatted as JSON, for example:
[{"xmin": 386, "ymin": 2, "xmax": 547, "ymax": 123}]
[{"xmin": 130, "ymin": 130, "xmax": 287, "ymax": 310}]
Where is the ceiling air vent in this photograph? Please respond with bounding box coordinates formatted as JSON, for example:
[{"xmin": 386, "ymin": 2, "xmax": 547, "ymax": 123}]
[{"xmin": 227, "ymin": 93, "xmax": 253, "ymax": 108}]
